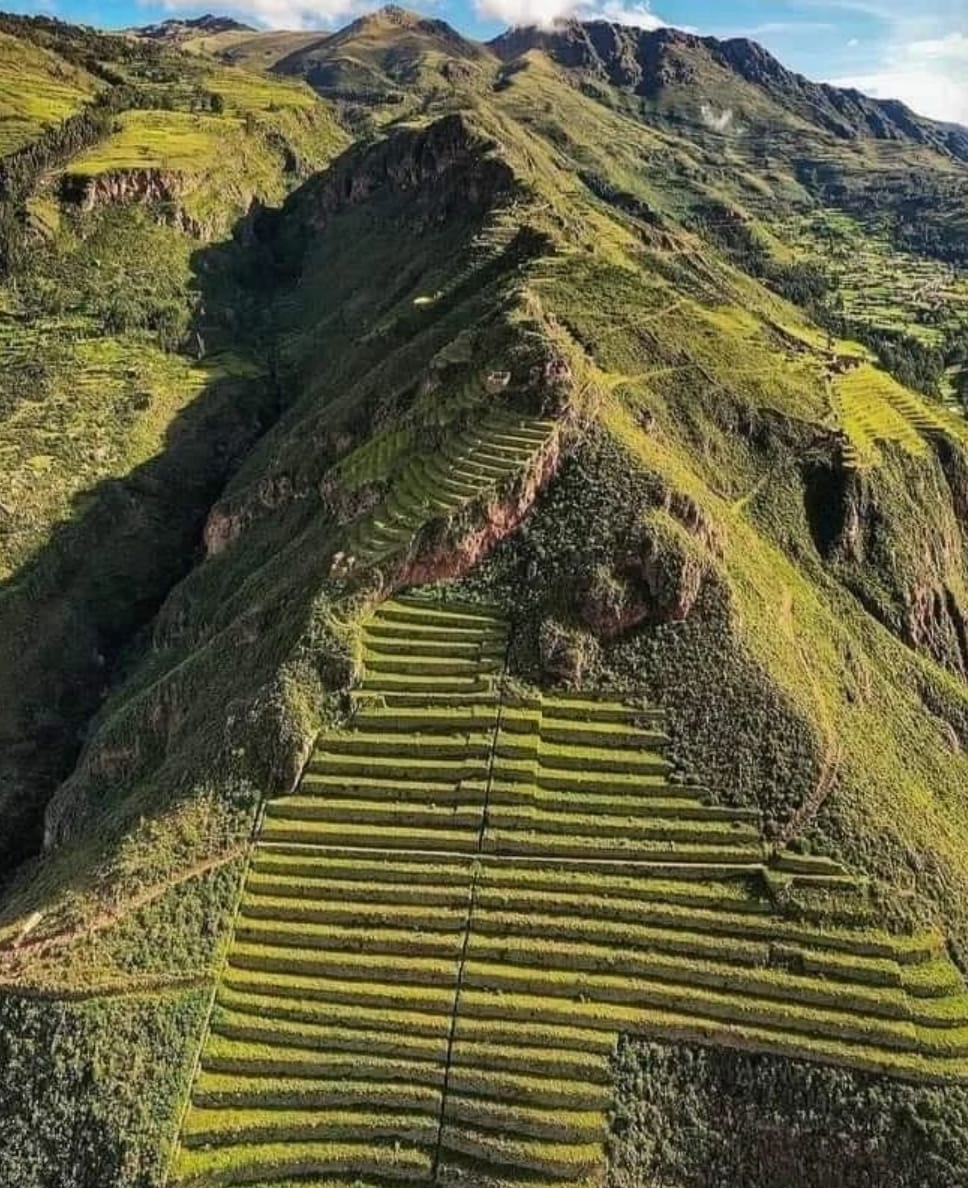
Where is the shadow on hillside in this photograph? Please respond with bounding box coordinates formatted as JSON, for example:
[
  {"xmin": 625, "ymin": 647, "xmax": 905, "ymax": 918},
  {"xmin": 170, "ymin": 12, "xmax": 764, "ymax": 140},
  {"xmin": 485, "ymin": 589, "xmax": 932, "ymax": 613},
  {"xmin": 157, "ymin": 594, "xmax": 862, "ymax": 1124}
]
[{"xmin": 0, "ymin": 213, "xmax": 283, "ymax": 886}]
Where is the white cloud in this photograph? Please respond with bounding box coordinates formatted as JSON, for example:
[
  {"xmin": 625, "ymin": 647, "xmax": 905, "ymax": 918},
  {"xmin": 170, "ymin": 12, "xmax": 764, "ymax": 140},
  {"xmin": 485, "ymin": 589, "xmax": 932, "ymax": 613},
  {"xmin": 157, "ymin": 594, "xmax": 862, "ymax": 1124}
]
[
  {"xmin": 700, "ymin": 102, "xmax": 734, "ymax": 132},
  {"xmin": 579, "ymin": 0, "xmax": 667, "ymax": 27},
  {"xmin": 474, "ymin": 0, "xmax": 681, "ymax": 32},
  {"xmin": 829, "ymin": 30, "xmax": 968, "ymax": 123},
  {"xmin": 474, "ymin": 0, "xmax": 578, "ymax": 28},
  {"xmin": 160, "ymin": 0, "xmax": 366, "ymax": 29}
]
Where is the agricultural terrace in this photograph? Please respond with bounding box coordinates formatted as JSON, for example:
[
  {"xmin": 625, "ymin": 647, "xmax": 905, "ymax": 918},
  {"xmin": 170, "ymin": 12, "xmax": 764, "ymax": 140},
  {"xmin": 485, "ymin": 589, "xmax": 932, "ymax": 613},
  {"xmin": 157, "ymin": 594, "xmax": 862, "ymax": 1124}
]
[
  {"xmin": 783, "ymin": 210, "xmax": 968, "ymax": 351},
  {"xmin": 338, "ymin": 409, "xmax": 559, "ymax": 568},
  {"xmin": 67, "ymin": 111, "xmax": 235, "ymax": 176},
  {"xmin": 833, "ymin": 362, "xmax": 968, "ymax": 469},
  {"xmin": 171, "ymin": 596, "xmax": 968, "ymax": 1188},
  {"xmin": 204, "ymin": 66, "xmax": 319, "ymax": 114}
]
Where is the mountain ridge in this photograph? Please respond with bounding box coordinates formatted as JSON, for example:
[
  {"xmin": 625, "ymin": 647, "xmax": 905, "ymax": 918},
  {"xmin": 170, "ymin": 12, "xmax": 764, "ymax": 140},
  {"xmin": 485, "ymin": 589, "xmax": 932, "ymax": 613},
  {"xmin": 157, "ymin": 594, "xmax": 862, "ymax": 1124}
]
[
  {"xmin": 2, "ymin": 6, "xmax": 968, "ymax": 1186},
  {"xmin": 488, "ymin": 17, "xmax": 968, "ymax": 154},
  {"xmin": 123, "ymin": 6, "xmax": 968, "ymax": 143}
]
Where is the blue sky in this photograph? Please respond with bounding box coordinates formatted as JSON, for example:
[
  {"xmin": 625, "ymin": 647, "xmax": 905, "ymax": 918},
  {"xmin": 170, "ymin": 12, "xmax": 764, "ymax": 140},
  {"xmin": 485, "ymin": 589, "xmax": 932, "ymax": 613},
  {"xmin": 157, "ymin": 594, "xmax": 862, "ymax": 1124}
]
[{"xmin": 8, "ymin": 0, "xmax": 968, "ymax": 123}]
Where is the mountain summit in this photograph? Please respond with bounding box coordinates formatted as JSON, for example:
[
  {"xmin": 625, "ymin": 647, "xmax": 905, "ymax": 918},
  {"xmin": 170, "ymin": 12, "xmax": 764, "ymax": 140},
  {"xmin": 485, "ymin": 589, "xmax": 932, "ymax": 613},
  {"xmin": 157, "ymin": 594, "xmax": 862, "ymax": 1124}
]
[{"xmin": 1, "ymin": 7, "xmax": 968, "ymax": 1188}]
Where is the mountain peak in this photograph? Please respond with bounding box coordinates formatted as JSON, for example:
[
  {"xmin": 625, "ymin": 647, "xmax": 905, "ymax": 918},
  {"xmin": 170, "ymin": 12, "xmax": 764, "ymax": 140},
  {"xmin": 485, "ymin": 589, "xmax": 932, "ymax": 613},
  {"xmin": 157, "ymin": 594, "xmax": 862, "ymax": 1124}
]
[
  {"xmin": 134, "ymin": 13, "xmax": 255, "ymax": 41},
  {"xmin": 338, "ymin": 4, "xmax": 456, "ymax": 36}
]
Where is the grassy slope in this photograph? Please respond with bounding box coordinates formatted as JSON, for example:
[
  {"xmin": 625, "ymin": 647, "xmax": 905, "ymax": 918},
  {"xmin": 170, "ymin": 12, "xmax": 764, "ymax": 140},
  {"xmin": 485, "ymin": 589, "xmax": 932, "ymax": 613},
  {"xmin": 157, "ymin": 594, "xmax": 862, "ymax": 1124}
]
[
  {"xmin": 0, "ymin": 18, "xmax": 347, "ymax": 854},
  {"xmin": 0, "ymin": 27, "xmax": 350, "ymax": 1180},
  {"xmin": 465, "ymin": 50, "xmax": 968, "ymax": 931},
  {"xmin": 2, "ymin": 12, "xmax": 968, "ymax": 1185},
  {"xmin": 0, "ymin": 29, "xmax": 100, "ymax": 156}
]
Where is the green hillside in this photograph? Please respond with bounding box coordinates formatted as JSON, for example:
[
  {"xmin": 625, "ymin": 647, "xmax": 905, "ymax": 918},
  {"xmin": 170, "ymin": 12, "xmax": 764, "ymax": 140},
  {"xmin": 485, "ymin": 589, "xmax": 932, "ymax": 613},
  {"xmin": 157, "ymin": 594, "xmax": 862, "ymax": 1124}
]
[{"xmin": 2, "ymin": 6, "xmax": 968, "ymax": 1187}]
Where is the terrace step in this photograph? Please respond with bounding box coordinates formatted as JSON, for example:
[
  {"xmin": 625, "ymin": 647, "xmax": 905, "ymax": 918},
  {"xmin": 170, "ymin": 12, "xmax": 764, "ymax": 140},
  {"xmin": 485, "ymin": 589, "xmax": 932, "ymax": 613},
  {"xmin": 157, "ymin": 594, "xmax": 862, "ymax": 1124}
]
[
  {"xmin": 381, "ymin": 599, "xmax": 503, "ymax": 627},
  {"xmin": 298, "ymin": 773, "xmax": 484, "ymax": 804},
  {"xmin": 438, "ymin": 1124, "xmax": 601, "ymax": 1179},
  {"xmin": 487, "ymin": 804, "xmax": 760, "ymax": 844},
  {"xmin": 179, "ymin": 1106, "xmax": 439, "ymax": 1149},
  {"xmin": 353, "ymin": 705, "xmax": 502, "ymax": 732},
  {"xmin": 259, "ymin": 819, "xmax": 484, "ymax": 851},
  {"xmin": 357, "ymin": 636, "xmax": 501, "ymax": 659},
  {"xmin": 199, "ymin": 1036, "xmax": 447, "ymax": 1087},
  {"xmin": 245, "ymin": 873, "xmax": 472, "ymax": 907},
  {"xmin": 173, "ymin": 1139, "xmax": 432, "ymax": 1186},
  {"xmin": 191, "ymin": 1071, "xmax": 441, "ymax": 1113},
  {"xmin": 221, "ymin": 969, "xmax": 456, "ymax": 1014},
  {"xmin": 488, "ymin": 787, "xmax": 759, "ymax": 822},
  {"xmin": 216, "ymin": 985, "xmax": 454, "ymax": 1038},
  {"xmin": 484, "ymin": 833, "xmax": 765, "ymax": 863},
  {"xmin": 264, "ymin": 798, "xmax": 486, "ymax": 830},
  {"xmin": 248, "ymin": 851, "xmax": 475, "ymax": 885},
  {"xmin": 307, "ymin": 748, "xmax": 489, "ymax": 775},
  {"xmin": 535, "ymin": 740, "xmax": 672, "ymax": 774},
  {"xmin": 362, "ymin": 619, "xmax": 506, "ymax": 643},
  {"xmin": 539, "ymin": 718, "xmax": 670, "ymax": 749},
  {"xmin": 539, "ymin": 695, "xmax": 653, "ymax": 724},
  {"xmin": 362, "ymin": 650, "xmax": 495, "ymax": 676},
  {"xmin": 315, "ymin": 731, "xmax": 494, "ymax": 759}
]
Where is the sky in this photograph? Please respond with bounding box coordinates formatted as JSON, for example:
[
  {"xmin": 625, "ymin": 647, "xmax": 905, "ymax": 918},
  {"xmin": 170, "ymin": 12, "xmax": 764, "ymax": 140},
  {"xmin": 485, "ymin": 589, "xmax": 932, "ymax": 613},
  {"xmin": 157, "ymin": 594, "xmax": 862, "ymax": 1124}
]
[{"xmin": 7, "ymin": 0, "xmax": 968, "ymax": 125}]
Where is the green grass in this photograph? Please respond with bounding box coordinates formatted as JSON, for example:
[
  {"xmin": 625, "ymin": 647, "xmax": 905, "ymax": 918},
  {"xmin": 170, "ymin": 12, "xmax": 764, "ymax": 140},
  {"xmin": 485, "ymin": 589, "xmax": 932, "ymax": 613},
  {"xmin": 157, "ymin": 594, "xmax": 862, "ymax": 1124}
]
[
  {"xmin": 0, "ymin": 30, "xmax": 100, "ymax": 156},
  {"xmin": 204, "ymin": 65, "xmax": 319, "ymax": 114},
  {"xmin": 68, "ymin": 110, "xmax": 236, "ymax": 175}
]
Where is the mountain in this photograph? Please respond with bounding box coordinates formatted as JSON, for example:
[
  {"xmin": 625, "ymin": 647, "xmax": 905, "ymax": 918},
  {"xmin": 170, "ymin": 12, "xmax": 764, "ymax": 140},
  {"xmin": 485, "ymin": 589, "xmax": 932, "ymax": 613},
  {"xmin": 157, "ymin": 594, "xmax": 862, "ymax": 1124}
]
[
  {"xmin": 2, "ymin": 7, "xmax": 968, "ymax": 1188},
  {"xmin": 490, "ymin": 20, "xmax": 968, "ymax": 158},
  {"xmin": 133, "ymin": 13, "xmax": 256, "ymax": 43}
]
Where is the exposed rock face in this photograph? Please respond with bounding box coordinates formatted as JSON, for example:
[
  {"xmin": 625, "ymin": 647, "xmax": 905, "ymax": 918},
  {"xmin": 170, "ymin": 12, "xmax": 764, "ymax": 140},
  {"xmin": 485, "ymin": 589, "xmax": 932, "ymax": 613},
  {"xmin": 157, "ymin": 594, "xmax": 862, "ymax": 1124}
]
[
  {"xmin": 62, "ymin": 168, "xmax": 185, "ymax": 211},
  {"xmin": 580, "ymin": 501, "xmax": 717, "ymax": 639},
  {"xmin": 203, "ymin": 476, "xmax": 299, "ymax": 557},
  {"xmin": 906, "ymin": 584, "xmax": 968, "ymax": 679},
  {"xmin": 60, "ymin": 169, "xmax": 204, "ymax": 234},
  {"xmin": 804, "ymin": 454, "xmax": 968, "ymax": 679},
  {"xmin": 278, "ymin": 114, "xmax": 517, "ymax": 243}
]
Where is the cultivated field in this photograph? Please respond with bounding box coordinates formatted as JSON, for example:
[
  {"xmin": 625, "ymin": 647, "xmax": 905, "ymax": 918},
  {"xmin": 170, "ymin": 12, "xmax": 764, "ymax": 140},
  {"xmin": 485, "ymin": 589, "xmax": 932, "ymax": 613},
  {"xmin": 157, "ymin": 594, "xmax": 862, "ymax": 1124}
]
[
  {"xmin": 171, "ymin": 596, "xmax": 968, "ymax": 1187},
  {"xmin": 341, "ymin": 411, "xmax": 559, "ymax": 567},
  {"xmin": 833, "ymin": 363, "xmax": 968, "ymax": 468},
  {"xmin": 782, "ymin": 210, "xmax": 968, "ymax": 351}
]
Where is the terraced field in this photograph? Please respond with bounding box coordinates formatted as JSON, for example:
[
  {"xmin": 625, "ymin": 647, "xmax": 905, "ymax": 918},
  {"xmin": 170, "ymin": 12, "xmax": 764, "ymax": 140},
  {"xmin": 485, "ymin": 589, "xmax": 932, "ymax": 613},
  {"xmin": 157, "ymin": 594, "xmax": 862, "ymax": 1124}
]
[
  {"xmin": 340, "ymin": 411, "xmax": 558, "ymax": 567},
  {"xmin": 782, "ymin": 210, "xmax": 968, "ymax": 350},
  {"xmin": 171, "ymin": 597, "xmax": 968, "ymax": 1187},
  {"xmin": 833, "ymin": 363, "xmax": 968, "ymax": 468}
]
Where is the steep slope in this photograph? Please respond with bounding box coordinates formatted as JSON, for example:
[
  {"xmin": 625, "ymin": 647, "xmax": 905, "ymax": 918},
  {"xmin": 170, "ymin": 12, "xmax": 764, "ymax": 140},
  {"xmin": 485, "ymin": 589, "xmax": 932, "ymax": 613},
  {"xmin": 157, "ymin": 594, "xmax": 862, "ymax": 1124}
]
[
  {"xmin": 0, "ymin": 15, "xmax": 346, "ymax": 875},
  {"xmin": 3, "ymin": 9, "xmax": 968, "ymax": 1188},
  {"xmin": 267, "ymin": 5, "xmax": 494, "ymax": 126}
]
